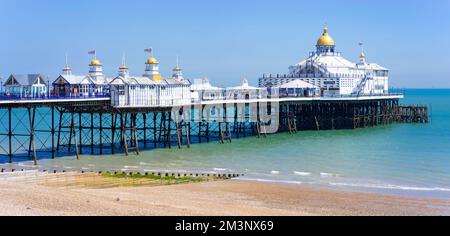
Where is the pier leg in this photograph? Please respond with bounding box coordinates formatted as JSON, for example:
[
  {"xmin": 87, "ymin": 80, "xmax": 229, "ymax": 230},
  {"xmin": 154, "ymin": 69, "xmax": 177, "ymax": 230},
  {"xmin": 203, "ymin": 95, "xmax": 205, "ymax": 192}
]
[
  {"xmin": 168, "ymin": 112, "xmax": 172, "ymax": 149},
  {"xmin": 134, "ymin": 114, "xmax": 140, "ymax": 155},
  {"xmin": 8, "ymin": 107, "xmax": 12, "ymax": 163},
  {"xmin": 111, "ymin": 113, "xmax": 116, "ymax": 154},
  {"xmin": 153, "ymin": 112, "xmax": 157, "ymax": 148},
  {"xmin": 51, "ymin": 106, "xmax": 55, "ymax": 159},
  {"xmin": 79, "ymin": 112, "xmax": 82, "ymax": 154},
  {"xmin": 122, "ymin": 113, "xmax": 128, "ymax": 156},
  {"xmin": 143, "ymin": 113, "xmax": 147, "ymax": 149},
  {"xmin": 68, "ymin": 112, "xmax": 73, "ymax": 153},
  {"xmin": 90, "ymin": 113, "xmax": 94, "ymax": 153},
  {"xmin": 28, "ymin": 107, "xmax": 37, "ymax": 165},
  {"xmin": 70, "ymin": 112, "xmax": 79, "ymax": 160},
  {"xmin": 99, "ymin": 113, "xmax": 103, "ymax": 155},
  {"xmin": 56, "ymin": 110, "xmax": 63, "ymax": 153}
]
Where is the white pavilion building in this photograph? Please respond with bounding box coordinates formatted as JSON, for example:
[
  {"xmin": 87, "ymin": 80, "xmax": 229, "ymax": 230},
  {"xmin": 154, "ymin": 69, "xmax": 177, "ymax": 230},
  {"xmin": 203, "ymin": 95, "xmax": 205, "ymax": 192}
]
[
  {"xmin": 53, "ymin": 57, "xmax": 112, "ymax": 97},
  {"xmin": 259, "ymin": 26, "xmax": 389, "ymax": 96},
  {"xmin": 109, "ymin": 55, "xmax": 191, "ymax": 107}
]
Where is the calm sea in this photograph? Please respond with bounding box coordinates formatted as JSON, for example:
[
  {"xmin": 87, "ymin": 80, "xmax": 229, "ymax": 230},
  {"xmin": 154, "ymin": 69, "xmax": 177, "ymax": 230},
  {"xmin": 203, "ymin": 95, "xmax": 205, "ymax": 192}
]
[{"xmin": 2, "ymin": 89, "xmax": 450, "ymax": 199}]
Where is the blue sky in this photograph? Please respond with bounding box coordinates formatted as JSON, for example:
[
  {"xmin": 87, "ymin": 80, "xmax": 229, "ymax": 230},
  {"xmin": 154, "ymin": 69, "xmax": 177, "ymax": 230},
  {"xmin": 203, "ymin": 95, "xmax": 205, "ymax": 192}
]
[{"xmin": 0, "ymin": 0, "xmax": 449, "ymax": 87}]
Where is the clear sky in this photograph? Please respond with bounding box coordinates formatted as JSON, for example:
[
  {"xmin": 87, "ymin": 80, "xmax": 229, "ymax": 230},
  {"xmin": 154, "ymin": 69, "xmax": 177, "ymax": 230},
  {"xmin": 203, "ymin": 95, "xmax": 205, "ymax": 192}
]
[{"xmin": 0, "ymin": 0, "xmax": 449, "ymax": 87}]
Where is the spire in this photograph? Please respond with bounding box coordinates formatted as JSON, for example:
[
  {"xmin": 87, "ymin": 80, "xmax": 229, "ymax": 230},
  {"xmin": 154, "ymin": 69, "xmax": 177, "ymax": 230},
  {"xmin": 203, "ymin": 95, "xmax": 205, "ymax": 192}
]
[
  {"xmin": 62, "ymin": 53, "xmax": 72, "ymax": 75},
  {"xmin": 119, "ymin": 53, "xmax": 129, "ymax": 77},
  {"xmin": 172, "ymin": 55, "xmax": 183, "ymax": 80},
  {"xmin": 359, "ymin": 42, "xmax": 366, "ymax": 63},
  {"xmin": 120, "ymin": 53, "xmax": 128, "ymax": 69}
]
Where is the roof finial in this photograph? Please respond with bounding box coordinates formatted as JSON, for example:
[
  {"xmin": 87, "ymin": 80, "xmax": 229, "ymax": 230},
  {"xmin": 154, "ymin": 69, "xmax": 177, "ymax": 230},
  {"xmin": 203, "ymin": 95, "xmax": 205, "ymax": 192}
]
[
  {"xmin": 359, "ymin": 42, "xmax": 366, "ymax": 59},
  {"xmin": 323, "ymin": 23, "xmax": 329, "ymax": 34}
]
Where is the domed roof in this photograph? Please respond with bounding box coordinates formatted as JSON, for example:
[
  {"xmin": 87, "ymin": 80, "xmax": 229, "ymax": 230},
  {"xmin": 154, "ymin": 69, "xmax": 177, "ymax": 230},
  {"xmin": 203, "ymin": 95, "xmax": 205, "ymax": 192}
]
[
  {"xmin": 119, "ymin": 63, "xmax": 128, "ymax": 69},
  {"xmin": 317, "ymin": 26, "xmax": 335, "ymax": 46},
  {"xmin": 359, "ymin": 52, "xmax": 366, "ymax": 59},
  {"xmin": 90, "ymin": 59, "xmax": 102, "ymax": 66},
  {"xmin": 146, "ymin": 56, "xmax": 159, "ymax": 64}
]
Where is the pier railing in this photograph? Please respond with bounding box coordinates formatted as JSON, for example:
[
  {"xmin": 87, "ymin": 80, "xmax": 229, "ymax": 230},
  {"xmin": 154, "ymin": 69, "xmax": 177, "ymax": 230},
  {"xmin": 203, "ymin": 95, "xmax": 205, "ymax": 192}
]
[{"xmin": 0, "ymin": 94, "xmax": 110, "ymax": 101}]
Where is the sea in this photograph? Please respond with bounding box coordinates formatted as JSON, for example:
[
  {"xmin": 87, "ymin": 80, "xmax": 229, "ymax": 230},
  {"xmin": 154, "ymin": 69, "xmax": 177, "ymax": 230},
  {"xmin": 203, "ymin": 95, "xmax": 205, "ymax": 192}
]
[{"xmin": 1, "ymin": 89, "xmax": 450, "ymax": 199}]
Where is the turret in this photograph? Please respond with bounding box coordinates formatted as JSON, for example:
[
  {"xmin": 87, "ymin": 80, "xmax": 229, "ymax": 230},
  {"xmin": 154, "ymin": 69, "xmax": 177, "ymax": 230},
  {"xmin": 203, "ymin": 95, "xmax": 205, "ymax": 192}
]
[
  {"xmin": 62, "ymin": 54, "xmax": 72, "ymax": 75},
  {"xmin": 118, "ymin": 54, "xmax": 129, "ymax": 77},
  {"xmin": 172, "ymin": 64, "xmax": 183, "ymax": 80},
  {"xmin": 89, "ymin": 59, "xmax": 103, "ymax": 79},
  {"xmin": 144, "ymin": 56, "xmax": 161, "ymax": 81}
]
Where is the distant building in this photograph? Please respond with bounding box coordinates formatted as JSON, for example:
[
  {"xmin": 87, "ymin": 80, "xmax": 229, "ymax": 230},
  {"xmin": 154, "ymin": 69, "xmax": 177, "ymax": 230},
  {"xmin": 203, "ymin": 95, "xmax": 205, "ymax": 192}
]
[
  {"xmin": 226, "ymin": 78, "xmax": 263, "ymax": 100},
  {"xmin": 191, "ymin": 77, "xmax": 224, "ymax": 101},
  {"xmin": 259, "ymin": 26, "xmax": 389, "ymax": 96},
  {"xmin": 3, "ymin": 74, "xmax": 49, "ymax": 97}
]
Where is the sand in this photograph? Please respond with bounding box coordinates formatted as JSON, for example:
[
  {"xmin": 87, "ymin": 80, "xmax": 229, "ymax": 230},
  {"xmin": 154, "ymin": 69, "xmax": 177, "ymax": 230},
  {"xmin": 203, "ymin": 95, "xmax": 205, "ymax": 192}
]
[{"xmin": 0, "ymin": 172, "xmax": 449, "ymax": 216}]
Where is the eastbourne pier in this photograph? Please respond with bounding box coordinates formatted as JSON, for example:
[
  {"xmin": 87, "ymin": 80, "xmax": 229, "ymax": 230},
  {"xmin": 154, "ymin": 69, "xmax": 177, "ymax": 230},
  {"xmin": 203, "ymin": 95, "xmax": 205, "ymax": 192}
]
[{"xmin": 0, "ymin": 26, "xmax": 428, "ymax": 165}]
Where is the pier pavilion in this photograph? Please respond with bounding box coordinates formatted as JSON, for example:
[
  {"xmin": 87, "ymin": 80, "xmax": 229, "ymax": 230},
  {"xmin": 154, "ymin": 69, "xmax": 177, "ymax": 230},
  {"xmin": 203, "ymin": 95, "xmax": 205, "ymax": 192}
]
[
  {"xmin": 109, "ymin": 56, "xmax": 191, "ymax": 107},
  {"xmin": 3, "ymin": 74, "xmax": 49, "ymax": 98},
  {"xmin": 52, "ymin": 58, "xmax": 112, "ymax": 97},
  {"xmin": 259, "ymin": 26, "xmax": 389, "ymax": 96}
]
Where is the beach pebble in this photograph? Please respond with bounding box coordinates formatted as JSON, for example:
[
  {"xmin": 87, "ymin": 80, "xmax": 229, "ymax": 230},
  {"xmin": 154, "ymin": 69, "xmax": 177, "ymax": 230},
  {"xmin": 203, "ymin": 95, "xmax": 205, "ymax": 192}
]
[{"xmin": 116, "ymin": 197, "xmax": 120, "ymax": 202}]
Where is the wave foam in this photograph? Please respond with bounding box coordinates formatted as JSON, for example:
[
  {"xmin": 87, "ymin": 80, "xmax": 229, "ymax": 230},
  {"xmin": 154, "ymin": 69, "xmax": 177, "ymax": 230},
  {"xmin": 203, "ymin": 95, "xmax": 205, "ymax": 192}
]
[
  {"xmin": 123, "ymin": 165, "xmax": 138, "ymax": 169},
  {"xmin": 294, "ymin": 171, "xmax": 311, "ymax": 176},
  {"xmin": 237, "ymin": 177, "xmax": 302, "ymax": 185},
  {"xmin": 271, "ymin": 171, "xmax": 280, "ymax": 175},
  {"xmin": 330, "ymin": 182, "xmax": 450, "ymax": 192},
  {"xmin": 320, "ymin": 172, "xmax": 339, "ymax": 177}
]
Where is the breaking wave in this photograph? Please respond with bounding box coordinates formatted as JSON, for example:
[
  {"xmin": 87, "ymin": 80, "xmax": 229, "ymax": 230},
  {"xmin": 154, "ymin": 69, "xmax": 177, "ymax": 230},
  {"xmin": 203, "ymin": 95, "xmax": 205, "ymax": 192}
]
[
  {"xmin": 330, "ymin": 182, "xmax": 450, "ymax": 192},
  {"xmin": 294, "ymin": 171, "xmax": 311, "ymax": 176},
  {"xmin": 237, "ymin": 177, "xmax": 302, "ymax": 185}
]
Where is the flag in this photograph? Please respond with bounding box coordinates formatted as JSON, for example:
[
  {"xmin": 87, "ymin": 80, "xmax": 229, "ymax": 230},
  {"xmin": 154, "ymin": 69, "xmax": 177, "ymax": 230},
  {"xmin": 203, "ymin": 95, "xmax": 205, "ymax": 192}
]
[
  {"xmin": 88, "ymin": 50, "xmax": 96, "ymax": 55},
  {"xmin": 144, "ymin": 48, "xmax": 152, "ymax": 53}
]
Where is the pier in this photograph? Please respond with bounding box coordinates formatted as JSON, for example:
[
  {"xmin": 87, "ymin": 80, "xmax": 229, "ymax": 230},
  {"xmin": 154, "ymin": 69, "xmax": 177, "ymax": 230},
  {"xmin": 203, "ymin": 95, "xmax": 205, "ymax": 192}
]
[{"xmin": 0, "ymin": 94, "xmax": 428, "ymax": 165}]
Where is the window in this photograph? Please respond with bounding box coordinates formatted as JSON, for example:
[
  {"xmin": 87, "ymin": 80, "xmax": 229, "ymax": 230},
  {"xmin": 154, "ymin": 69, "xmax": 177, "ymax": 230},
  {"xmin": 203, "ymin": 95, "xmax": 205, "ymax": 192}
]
[{"xmin": 118, "ymin": 85, "xmax": 125, "ymax": 95}]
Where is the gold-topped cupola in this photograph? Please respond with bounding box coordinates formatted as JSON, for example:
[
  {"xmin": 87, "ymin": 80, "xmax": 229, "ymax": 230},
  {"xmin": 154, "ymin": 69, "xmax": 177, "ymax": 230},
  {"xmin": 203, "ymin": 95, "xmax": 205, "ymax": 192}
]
[
  {"xmin": 317, "ymin": 25, "xmax": 335, "ymax": 46},
  {"xmin": 316, "ymin": 25, "xmax": 336, "ymax": 54},
  {"xmin": 144, "ymin": 53, "xmax": 162, "ymax": 81}
]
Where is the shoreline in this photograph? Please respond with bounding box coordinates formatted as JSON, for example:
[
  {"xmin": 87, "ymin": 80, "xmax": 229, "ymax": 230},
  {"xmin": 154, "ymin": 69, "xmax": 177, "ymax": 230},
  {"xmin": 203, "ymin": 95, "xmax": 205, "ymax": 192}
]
[{"xmin": 0, "ymin": 172, "xmax": 449, "ymax": 216}]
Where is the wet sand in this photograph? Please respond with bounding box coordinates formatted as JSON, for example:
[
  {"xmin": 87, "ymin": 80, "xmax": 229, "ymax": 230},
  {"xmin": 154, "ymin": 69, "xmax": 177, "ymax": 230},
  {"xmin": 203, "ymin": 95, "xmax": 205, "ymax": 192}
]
[{"xmin": 0, "ymin": 172, "xmax": 449, "ymax": 216}]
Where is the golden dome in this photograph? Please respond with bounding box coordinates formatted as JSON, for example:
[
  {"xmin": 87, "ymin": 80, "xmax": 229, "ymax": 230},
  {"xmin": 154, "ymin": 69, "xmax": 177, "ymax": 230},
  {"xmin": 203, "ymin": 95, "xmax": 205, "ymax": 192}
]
[
  {"xmin": 146, "ymin": 56, "xmax": 159, "ymax": 64},
  {"xmin": 317, "ymin": 26, "xmax": 335, "ymax": 46},
  {"xmin": 359, "ymin": 52, "xmax": 366, "ymax": 59},
  {"xmin": 119, "ymin": 64, "xmax": 128, "ymax": 69},
  {"xmin": 63, "ymin": 65, "xmax": 72, "ymax": 71},
  {"xmin": 90, "ymin": 59, "xmax": 102, "ymax": 66}
]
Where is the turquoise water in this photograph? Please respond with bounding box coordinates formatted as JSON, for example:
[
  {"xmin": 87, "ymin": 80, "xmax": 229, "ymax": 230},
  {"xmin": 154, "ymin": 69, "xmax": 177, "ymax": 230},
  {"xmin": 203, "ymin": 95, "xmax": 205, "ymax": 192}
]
[{"xmin": 2, "ymin": 89, "xmax": 450, "ymax": 198}]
